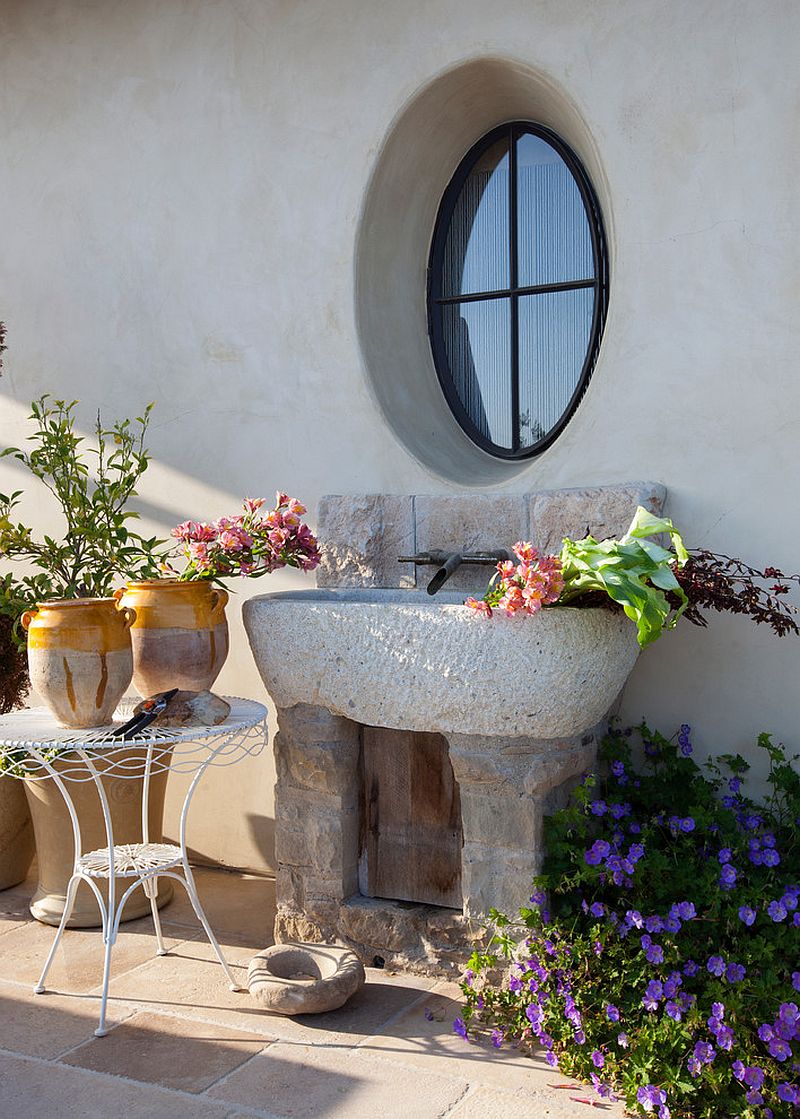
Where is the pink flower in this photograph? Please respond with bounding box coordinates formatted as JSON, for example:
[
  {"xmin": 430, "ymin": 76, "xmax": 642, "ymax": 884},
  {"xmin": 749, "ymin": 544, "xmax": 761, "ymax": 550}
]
[
  {"xmin": 243, "ymin": 497, "xmax": 265, "ymax": 513},
  {"xmin": 513, "ymin": 541, "xmax": 541, "ymax": 564},
  {"xmin": 466, "ymin": 597, "xmax": 493, "ymax": 616},
  {"xmin": 269, "ymin": 528, "xmax": 289, "ymax": 549},
  {"xmin": 498, "ymin": 585, "xmax": 525, "ymax": 616}
]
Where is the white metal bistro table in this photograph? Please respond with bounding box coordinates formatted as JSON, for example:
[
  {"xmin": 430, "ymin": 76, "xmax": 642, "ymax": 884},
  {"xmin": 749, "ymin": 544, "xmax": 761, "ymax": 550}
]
[{"xmin": 0, "ymin": 697, "xmax": 268, "ymax": 1037}]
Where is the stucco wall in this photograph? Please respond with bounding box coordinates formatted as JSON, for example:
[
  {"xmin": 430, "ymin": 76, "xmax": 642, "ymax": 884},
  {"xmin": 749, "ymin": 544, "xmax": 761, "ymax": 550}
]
[{"xmin": 1, "ymin": 0, "xmax": 798, "ymax": 872}]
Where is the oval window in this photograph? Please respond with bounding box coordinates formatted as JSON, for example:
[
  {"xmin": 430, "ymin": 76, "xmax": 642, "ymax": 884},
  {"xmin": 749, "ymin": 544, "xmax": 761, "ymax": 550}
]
[{"xmin": 428, "ymin": 122, "xmax": 608, "ymax": 459}]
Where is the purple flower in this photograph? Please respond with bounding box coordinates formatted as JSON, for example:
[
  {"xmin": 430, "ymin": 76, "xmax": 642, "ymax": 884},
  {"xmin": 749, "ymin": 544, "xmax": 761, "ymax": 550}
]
[
  {"xmin": 590, "ymin": 800, "xmax": 608, "ymax": 816},
  {"xmin": 453, "ymin": 1017, "xmax": 467, "ymax": 1039},
  {"xmin": 783, "ymin": 892, "xmax": 798, "ymax": 911},
  {"xmin": 743, "ymin": 1066, "xmax": 765, "ymax": 1089},
  {"xmin": 758, "ymin": 1023, "xmax": 774, "ymax": 1043},
  {"xmin": 719, "ymin": 864, "xmax": 737, "ymax": 890},
  {"xmin": 509, "ymin": 976, "xmax": 523, "ymax": 993},
  {"xmin": 693, "ymin": 1040, "xmax": 716, "ymax": 1065},
  {"xmin": 715, "ymin": 1024, "xmax": 735, "ymax": 1050},
  {"xmin": 642, "ymin": 980, "xmax": 663, "ymax": 1011},
  {"xmin": 725, "ymin": 962, "xmax": 746, "ymax": 983},
  {"xmin": 665, "ymin": 1000, "xmax": 682, "ymax": 1021},
  {"xmin": 768, "ymin": 899, "xmax": 788, "ymax": 922},
  {"xmin": 645, "ymin": 915, "xmax": 665, "ymax": 934},
  {"xmin": 793, "ymin": 972, "xmax": 800, "ymax": 992},
  {"xmin": 683, "ymin": 959, "xmax": 699, "ymax": 977},
  {"xmin": 605, "ymin": 1003, "xmax": 620, "ymax": 1022},
  {"xmin": 763, "ymin": 833, "xmax": 777, "ymax": 847},
  {"xmin": 617, "ymin": 1031, "xmax": 629, "ymax": 1048},
  {"xmin": 529, "ymin": 889, "xmax": 547, "ymax": 906},
  {"xmin": 687, "ymin": 1057, "xmax": 701, "ymax": 1077},
  {"xmin": 637, "ymin": 1085, "xmax": 667, "ymax": 1112},
  {"xmin": 778, "ymin": 1083, "xmax": 800, "ymax": 1104},
  {"xmin": 738, "ymin": 904, "xmax": 756, "ymax": 926},
  {"xmin": 718, "ymin": 847, "xmax": 732, "ymax": 864},
  {"xmin": 763, "ymin": 848, "xmax": 781, "ymax": 867},
  {"xmin": 590, "ymin": 901, "xmax": 605, "ymax": 918},
  {"xmin": 574, "ymin": 1028, "xmax": 586, "ymax": 1044},
  {"xmin": 678, "ymin": 900, "xmax": 696, "ymax": 920},
  {"xmin": 729, "ymin": 777, "xmax": 742, "ymax": 793},
  {"xmin": 707, "ymin": 955, "xmax": 726, "ymax": 977},
  {"xmin": 769, "ymin": 1037, "xmax": 792, "ymax": 1061},
  {"xmin": 544, "ymin": 1049, "xmax": 558, "ymax": 1067},
  {"xmin": 646, "ymin": 944, "xmax": 665, "ymax": 965},
  {"xmin": 732, "ymin": 1060, "xmax": 745, "ymax": 1081},
  {"xmin": 491, "ymin": 1028, "xmax": 504, "ymax": 1048},
  {"xmin": 591, "ymin": 1049, "xmax": 605, "ymax": 1068}
]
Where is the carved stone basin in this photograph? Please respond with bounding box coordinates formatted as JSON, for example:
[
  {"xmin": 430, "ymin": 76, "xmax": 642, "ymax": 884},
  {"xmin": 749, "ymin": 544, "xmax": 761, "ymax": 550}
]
[
  {"xmin": 243, "ymin": 589, "xmax": 639, "ymax": 739},
  {"xmin": 243, "ymin": 587, "xmax": 641, "ymax": 966}
]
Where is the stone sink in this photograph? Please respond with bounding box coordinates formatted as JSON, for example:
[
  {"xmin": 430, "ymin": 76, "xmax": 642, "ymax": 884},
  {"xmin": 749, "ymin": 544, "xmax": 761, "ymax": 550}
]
[{"xmin": 243, "ymin": 588, "xmax": 639, "ymax": 740}]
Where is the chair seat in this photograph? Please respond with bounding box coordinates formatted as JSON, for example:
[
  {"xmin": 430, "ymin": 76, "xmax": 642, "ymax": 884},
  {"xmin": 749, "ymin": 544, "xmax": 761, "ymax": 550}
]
[{"xmin": 77, "ymin": 843, "xmax": 183, "ymax": 878}]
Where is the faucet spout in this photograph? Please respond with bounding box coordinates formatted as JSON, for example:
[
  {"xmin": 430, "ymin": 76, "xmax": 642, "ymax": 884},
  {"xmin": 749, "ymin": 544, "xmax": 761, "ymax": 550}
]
[
  {"xmin": 426, "ymin": 552, "xmax": 462, "ymax": 595},
  {"xmin": 397, "ymin": 548, "xmax": 515, "ymax": 595}
]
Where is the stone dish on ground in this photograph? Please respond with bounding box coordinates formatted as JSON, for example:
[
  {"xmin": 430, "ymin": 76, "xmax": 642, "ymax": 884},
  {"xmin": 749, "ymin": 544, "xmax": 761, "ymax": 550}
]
[{"xmin": 247, "ymin": 942, "xmax": 365, "ymax": 1015}]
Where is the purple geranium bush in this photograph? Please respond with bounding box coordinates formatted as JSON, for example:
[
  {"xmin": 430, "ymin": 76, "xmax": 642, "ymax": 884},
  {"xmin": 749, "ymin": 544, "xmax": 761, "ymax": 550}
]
[{"xmin": 455, "ymin": 724, "xmax": 800, "ymax": 1117}]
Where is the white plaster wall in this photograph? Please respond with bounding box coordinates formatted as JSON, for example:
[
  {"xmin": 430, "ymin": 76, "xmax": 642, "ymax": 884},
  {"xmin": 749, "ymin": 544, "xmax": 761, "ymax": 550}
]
[{"xmin": 0, "ymin": 0, "xmax": 798, "ymax": 870}]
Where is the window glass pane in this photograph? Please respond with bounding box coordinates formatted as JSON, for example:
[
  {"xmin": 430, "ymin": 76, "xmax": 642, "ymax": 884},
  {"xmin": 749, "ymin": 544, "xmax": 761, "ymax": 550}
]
[
  {"xmin": 518, "ymin": 289, "xmax": 594, "ymax": 448},
  {"xmin": 442, "ymin": 299, "xmax": 512, "ymax": 449},
  {"xmin": 442, "ymin": 138, "xmax": 509, "ymax": 297},
  {"xmin": 517, "ymin": 133, "xmax": 593, "ymax": 287}
]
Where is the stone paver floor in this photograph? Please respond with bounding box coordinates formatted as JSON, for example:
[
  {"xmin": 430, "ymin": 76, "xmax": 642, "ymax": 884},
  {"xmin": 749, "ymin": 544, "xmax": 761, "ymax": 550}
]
[{"xmin": 0, "ymin": 867, "xmax": 628, "ymax": 1118}]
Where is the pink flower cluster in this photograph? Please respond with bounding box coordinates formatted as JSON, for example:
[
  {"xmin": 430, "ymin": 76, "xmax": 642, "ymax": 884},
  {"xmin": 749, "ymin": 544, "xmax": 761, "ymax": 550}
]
[
  {"xmin": 170, "ymin": 493, "xmax": 320, "ymax": 582},
  {"xmin": 466, "ymin": 541, "xmax": 564, "ymax": 617}
]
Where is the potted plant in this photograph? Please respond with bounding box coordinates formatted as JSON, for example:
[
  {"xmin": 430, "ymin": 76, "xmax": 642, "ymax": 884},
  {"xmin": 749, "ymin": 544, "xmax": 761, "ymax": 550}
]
[
  {"xmin": 0, "ymin": 396, "xmax": 170, "ymax": 924},
  {"xmin": 116, "ymin": 494, "xmax": 320, "ymax": 697}
]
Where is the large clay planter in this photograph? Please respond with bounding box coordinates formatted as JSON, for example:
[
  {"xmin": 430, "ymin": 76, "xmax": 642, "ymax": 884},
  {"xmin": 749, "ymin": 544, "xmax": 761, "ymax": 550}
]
[
  {"xmin": 116, "ymin": 580, "xmax": 229, "ymax": 697},
  {"xmin": 24, "ymin": 746, "xmax": 173, "ymax": 927},
  {"xmin": 0, "ymin": 779, "xmax": 35, "ymax": 891},
  {"xmin": 22, "ymin": 599, "xmax": 136, "ymax": 728}
]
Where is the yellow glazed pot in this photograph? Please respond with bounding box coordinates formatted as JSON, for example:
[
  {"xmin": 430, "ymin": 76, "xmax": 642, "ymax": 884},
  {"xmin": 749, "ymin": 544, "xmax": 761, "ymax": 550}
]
[
  {"xmin": 115, "ymin": 580, "xmax": 229, "ymax": 697},
  {"xmin": 22, "ymin": 599, "xmax": 136, "ymax": 728}
]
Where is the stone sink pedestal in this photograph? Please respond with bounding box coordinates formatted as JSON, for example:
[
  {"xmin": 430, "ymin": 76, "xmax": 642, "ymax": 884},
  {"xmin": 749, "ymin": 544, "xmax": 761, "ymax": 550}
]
[{"xmin": 244, "ymin": 589, "xmax": 640, "ymax": 976}]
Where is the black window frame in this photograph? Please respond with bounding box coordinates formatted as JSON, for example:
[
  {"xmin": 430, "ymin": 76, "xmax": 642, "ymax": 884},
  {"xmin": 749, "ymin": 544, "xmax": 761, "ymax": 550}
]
[{"xmin": 427, "ymin": 121, "xmax": 609, "ymax": 460}]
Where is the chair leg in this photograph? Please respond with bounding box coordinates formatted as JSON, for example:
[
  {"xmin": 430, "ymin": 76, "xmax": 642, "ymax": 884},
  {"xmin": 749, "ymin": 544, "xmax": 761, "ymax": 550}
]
[
  {"xmin": 143, "ymin": 875, "xmax": 167, "ymax": 956},
  {"xmin": 178, "ymin": 866, "xmax": 244, "ymax": 991},
  {"xmin": 34, "ymin": 874, "xmax": 81, "ymax": 995},
  {"xmin": 94, "ymin": 928, "xmax": 116, "ymax": 1038}
]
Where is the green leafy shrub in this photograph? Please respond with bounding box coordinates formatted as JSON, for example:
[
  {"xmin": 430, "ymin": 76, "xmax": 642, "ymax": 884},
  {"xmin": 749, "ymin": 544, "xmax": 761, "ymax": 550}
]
[
  {"xmin": 0, "ymin": 396, "xmax": 163, "ymax": 631},
  {"xmin": 456, "ymin": 725, "xmax": 800, "ymax": 1117}
]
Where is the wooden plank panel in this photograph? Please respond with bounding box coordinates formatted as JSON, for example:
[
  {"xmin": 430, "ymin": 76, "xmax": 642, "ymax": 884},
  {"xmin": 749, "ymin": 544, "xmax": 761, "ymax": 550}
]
[{"xmin": 360, "ymin": 726, "xmax": 462, "ymax": 909}]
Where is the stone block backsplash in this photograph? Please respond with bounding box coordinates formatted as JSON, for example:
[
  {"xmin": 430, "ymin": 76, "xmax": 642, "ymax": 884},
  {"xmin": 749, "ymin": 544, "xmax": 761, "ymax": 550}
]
[{"xmin": 316, "ymin": 483, "xmax": 666, "ymax": 595}]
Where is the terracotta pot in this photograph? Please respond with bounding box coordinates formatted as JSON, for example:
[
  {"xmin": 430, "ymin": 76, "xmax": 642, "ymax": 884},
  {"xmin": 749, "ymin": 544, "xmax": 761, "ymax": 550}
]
[
  {"xmin": 23, "ymin": 746, "xmax": 173, "ymax": 927},
  {"xmin": 22, "ymin": 599, "xmax": 136, "ymax": 728},
  {"xmin": 116, "ymin": 580, "xmax": 229, "ymax": 697},
  {"xmin": 0, "ymin": 779, "xmax": 35, "ymax": 891}
]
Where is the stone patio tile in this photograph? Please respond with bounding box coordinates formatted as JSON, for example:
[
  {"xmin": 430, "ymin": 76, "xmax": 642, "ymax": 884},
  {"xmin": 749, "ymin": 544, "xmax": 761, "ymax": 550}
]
[
  {"xmin": 446, "ymin": 1083, "xmax": 627, "ymax": 1118},
  {"xmin": 0, "ymin": 1051, "xmax": 238, "ymax": 1119},
  {"xmin": 207, "ymin": 1041, "xmax": 468, "ymax": 1118},
  {"xmin": 0, "ymin": 977, "xmax": 135, "ymax": 1058},
  {"xmin": 0, "ymin": 912, "xmax": 189, "ymax": 992},
  {"xmin": 157, "ymin": 867, "xmax": 277, "ymax": 951},
  {"xmin": 62, "ymin": 1009, "xmax": 268, "ymax": 1093},
  {"xmin": 360, "ymin": 984, "xmax": 578, "ymax": 1095},
  {"xmin": 101, "ymin": 939, "xmax": 438, "ymax": 1047}
]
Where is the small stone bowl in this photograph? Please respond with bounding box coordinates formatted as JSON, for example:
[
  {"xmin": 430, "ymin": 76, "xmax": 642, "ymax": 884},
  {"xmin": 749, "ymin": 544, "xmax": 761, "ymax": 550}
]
[{"xmin": 247, "ymin": 942, "xmax": 365, "ymax": 1015}]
